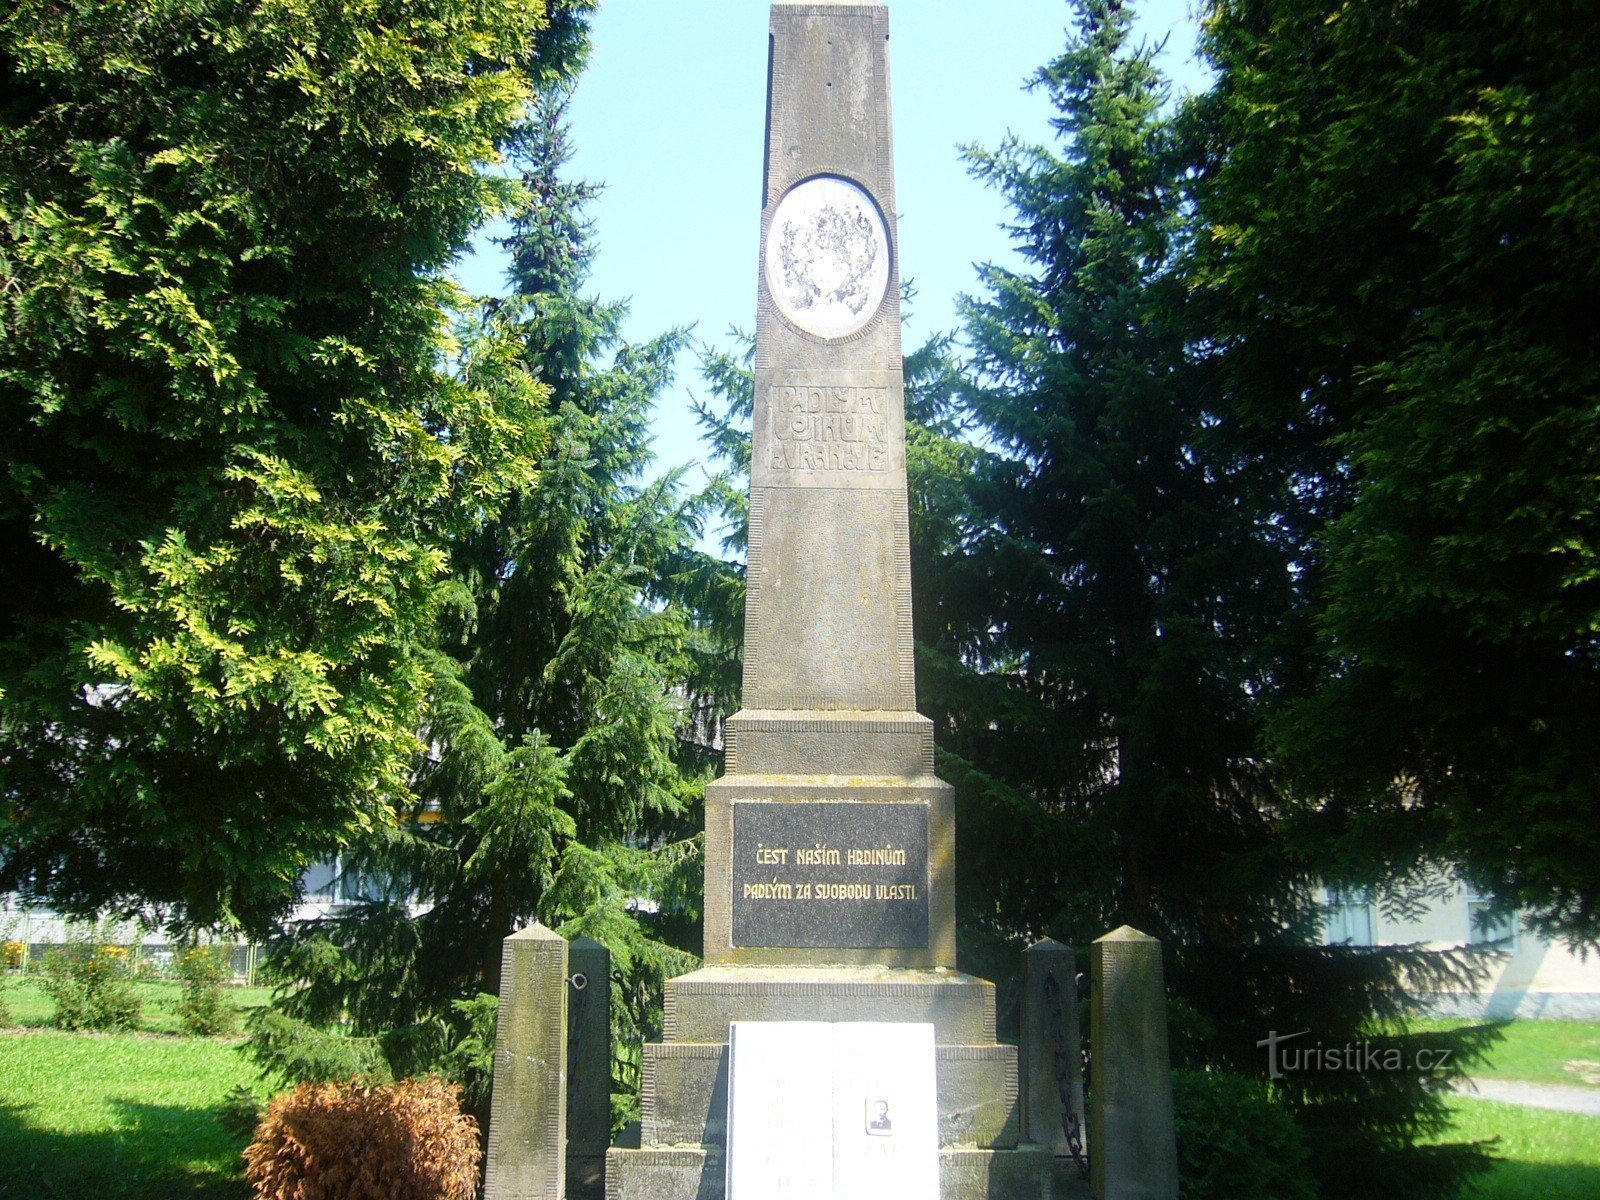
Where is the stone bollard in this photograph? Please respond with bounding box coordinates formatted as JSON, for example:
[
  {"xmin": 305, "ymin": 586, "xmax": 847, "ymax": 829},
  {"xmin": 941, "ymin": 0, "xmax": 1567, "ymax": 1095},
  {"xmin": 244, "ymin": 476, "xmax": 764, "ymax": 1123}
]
[
  {"xmin": 1021, "ymin": 938, "xmax": 1086, "ymax": 1157},
  {"xmin": 485, "ymin": 924, "xmax": 568, "ymax": 1200},
  {"xmin": 1090, "ymin": 926, "xmax": 1179, "ymax": 1200},
  {"xmin": 566, "ymin": 936, "xmax": 611, "ymax": 1200}
]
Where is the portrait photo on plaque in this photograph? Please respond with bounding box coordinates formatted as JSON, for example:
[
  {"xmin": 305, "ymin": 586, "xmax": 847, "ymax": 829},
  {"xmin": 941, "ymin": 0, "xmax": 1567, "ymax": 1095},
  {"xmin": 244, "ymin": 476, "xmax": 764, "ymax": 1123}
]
[{"xmin": 866, "ymin": 1098, "xmax": 893, "ymax": 1136}]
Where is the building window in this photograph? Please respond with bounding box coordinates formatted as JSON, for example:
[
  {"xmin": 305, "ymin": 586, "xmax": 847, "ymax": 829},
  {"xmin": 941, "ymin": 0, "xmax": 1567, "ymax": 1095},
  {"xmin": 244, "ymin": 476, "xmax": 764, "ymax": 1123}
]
[
  {"xmin": 304, "ymin": 856, "xmax": 396, "ymax": 906},
  {"xmin": 1325, "ymin": 886, "xmax": 1376, "ymax": 947},
  {"xmin": 1465, "ymin": 888, "xmax": 1517, "ymax": 952},
  {"xmin": 303, "ymin": 859, "xmax": 338, "ymax": 903}
]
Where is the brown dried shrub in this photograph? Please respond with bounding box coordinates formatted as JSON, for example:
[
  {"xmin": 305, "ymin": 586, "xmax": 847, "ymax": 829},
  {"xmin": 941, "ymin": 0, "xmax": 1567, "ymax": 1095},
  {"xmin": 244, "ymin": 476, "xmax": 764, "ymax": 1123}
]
[{"xmin": 244, "ymin": 1076, "xmax": 481, "ymax": 1200}]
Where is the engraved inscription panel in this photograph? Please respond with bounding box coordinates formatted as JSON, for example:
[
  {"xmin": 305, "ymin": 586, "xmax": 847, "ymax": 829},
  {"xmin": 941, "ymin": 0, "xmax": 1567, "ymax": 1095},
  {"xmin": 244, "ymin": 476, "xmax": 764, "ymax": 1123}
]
[
  {"xmin": 732, "ymin": 802, "xmax": 930, "ymax": 948},
  {"xmin": 765, "ymin": 176, "xmax": 892, "ymax": 340},
  {"xmin": 751, "ymin": 370, "xmax": 906, "ymax": 492},
  {"xmin": 766, "ymin": 383, "xmax": 890, "ymax": 474}
]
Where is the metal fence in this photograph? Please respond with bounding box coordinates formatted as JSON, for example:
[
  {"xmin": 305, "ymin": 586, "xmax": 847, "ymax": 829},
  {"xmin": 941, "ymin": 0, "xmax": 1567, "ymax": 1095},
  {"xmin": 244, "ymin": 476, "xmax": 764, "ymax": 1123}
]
[
  {"xmin": 1, "ymin": 909, "xmax": 265, "ymax": 987},
  {"xmin": 6, "ymin": 942, "xmax": 264, "ymax": 986}
]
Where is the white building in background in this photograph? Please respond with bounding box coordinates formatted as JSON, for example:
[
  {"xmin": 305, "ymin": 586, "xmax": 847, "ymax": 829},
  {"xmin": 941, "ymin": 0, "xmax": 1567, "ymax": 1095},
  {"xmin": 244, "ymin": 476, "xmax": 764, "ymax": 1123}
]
[
  {"xmin": 1324, "ymin": 879, "xmax": 1600, "ymax": 1019},
  {"xmin": 296, "ymin": 854, "xmax": 426, "ymax": 921},
  {"xmin": 1, "ymin": 856, "xmax": 423, "ymax": 978}
]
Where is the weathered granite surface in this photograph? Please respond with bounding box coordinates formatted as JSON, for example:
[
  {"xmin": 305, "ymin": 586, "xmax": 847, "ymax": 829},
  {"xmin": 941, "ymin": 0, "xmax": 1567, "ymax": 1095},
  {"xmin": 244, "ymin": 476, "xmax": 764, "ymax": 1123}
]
[
  {"xmin": 568, "ymin": 936, "xmax": 611, "ymax": 1200},
  {"xmin": 1021, "ymin": 938, "xmax": 1085, "ymax": 1155},
  {"xmin": 1089, "ymin": 927, "xmax": 1179, "ymax": 1200},
  {"xmin": 485, "ymin": 924, "xmax": 568, "ymax": 1200}
]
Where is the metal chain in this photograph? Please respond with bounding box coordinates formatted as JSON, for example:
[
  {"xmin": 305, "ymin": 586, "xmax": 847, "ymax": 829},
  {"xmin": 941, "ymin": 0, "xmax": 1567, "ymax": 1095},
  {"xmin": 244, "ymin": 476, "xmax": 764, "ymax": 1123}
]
[{"xmin": 1043, "ymin": 969, "xmax": 1090, "ymax": 1180}]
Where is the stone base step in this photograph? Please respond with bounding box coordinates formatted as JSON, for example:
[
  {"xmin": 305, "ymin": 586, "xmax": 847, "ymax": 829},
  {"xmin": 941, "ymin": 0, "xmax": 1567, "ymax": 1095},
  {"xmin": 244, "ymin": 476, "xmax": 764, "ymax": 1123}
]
[
  {"xmin": 724, "ymin": 710, "xmax": 936, "ymax": 777},
  {"xmin": 605, "ymin": 1145, "xmax": 1053, "ymax": 1200},
  {"xmin": 664, "ymin": 967, "xmax": 995, "ymax": 1045},
  {"xmin": 642, "ymin": 1042, "xmax": 1019, "ymax": 1149}
]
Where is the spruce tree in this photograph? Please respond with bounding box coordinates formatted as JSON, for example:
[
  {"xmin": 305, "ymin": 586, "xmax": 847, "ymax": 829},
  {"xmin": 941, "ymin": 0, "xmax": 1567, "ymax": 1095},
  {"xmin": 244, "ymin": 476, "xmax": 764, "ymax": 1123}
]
[
  {"xmin": 1191, "ymin": 0, "xmax": 1600, "ymax": 939},
  {"xmin": 254, "ymin": 88, "xmax": 709, "ymax": 1129},
  {"xmin": 955, "ymin": 0, "xmax": 1298, "ymax": 948},
  {"xmin": 942, "ymin": 3, "xmax": 1494, "ymax": 1196}
]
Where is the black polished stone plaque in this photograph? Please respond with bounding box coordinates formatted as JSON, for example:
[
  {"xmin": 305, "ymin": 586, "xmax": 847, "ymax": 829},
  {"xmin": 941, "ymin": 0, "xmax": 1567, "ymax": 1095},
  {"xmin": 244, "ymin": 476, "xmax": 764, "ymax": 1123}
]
[{"xmin": 731, "ymin": 801, "xmax": 930, "ymax": 948}]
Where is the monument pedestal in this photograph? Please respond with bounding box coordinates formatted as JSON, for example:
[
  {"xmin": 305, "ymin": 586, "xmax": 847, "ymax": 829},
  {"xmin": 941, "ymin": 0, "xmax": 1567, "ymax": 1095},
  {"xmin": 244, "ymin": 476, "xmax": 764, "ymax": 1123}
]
[{"xmin": 607, "ymin": 966, "xmax": 1052, "ymax": 1200}]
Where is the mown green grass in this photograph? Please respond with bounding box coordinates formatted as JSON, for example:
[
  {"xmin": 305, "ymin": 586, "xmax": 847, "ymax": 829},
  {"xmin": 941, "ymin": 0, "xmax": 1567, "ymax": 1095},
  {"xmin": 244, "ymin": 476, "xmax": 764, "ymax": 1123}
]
[
  {"xmin": 1420, "ymin": 1019, "xmax": 1600, "ymax": 1089},
  {"xmin": 0, "ymin": 1031, "xmax": 252, "ymax": 1200},
  {"xmin": 0, "ymin": 994, "xmax": 1593, "ymax": 1200},
  {"xmin": 1, "ymin": 977, "xmax": 272, "ymax": 1036},
  {"xmin": 1446, "ymin": 1097, "xmax": 1600, "ymax": 1200}
]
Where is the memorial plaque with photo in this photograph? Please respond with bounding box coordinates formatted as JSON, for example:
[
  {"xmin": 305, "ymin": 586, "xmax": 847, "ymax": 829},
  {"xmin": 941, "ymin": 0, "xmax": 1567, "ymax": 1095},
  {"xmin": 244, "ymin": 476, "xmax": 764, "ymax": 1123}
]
[
  {"xmin": 725, "ymin": 1022, "xmax": 938, "ymax": 1200},
  {"xmin": 731, "ymin": 802, "xmax": 930, "ymax": 949},
  {"xmin": 830, "ymin": 1024, "xmax": 938, "ymax": 1200}
]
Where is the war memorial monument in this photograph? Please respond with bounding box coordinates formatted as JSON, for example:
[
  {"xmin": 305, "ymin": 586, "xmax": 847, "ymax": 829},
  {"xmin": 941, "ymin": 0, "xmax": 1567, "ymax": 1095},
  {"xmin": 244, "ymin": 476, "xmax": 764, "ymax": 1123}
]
[{"xmin": 488, "ymin": 5, "xmax": 1179, "ymax": 1199}]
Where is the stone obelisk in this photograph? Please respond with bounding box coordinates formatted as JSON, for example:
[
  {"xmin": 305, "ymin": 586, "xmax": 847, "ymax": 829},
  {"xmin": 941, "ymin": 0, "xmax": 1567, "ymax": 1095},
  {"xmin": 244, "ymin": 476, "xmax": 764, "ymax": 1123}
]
[
  {"xmin": 704, "ymin": 0, "xmax": 953, "ymax": 973},
  {"xmin": 607, "ymin": 7, "xmax": 1050, "ymax": 1198}
]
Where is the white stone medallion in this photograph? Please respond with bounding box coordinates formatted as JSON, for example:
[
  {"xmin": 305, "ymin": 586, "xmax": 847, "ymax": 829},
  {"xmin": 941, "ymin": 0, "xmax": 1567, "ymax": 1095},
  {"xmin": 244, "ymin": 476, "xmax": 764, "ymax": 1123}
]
[{"xmin": 764, "ymin": 175, "xmax": 893, "ymax": 340}]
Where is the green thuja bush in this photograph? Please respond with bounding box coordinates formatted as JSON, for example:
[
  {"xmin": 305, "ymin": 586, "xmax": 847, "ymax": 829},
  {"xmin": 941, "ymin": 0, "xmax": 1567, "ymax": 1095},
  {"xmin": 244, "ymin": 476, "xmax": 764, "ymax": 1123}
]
[
  {"xmin": 176, "ymin": 945, "xmax": 236, "ymax": 1036},
  {"xmin": 1174, "ymin": 1070, "xmax": 1317, "ymax": 1200}
]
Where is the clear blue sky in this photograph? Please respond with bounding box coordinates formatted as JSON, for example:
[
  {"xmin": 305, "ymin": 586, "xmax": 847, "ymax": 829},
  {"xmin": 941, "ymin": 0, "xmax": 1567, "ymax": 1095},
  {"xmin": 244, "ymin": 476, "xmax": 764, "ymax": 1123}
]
[{"xmin": 456, "ymin": 1, "xmax": 1210, "ymax": 479}]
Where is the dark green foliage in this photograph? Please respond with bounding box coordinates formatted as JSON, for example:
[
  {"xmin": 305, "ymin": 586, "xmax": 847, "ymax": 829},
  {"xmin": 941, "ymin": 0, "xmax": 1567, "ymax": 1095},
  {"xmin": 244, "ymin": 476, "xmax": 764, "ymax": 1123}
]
[
  {"xmin": 1168, "ymin": 945, "xmax": 1499, "ymax": 1199},
  {"xmin": 945, "ymin": 2, "xmax": 1496, "ymax": 1196},
  {"xmin": 42, "ymin": 944, "xmax": 141, "ymax": 1031},
  {"xmin": 433, "ymin": 995, "xmax": 499, "ymax": 1106},
  {"xmin": 248, "ymin": 1009, "xmax": 392, "ymax": 1087},
  {"xmin": 1172, "ymin": 1070, "xmax": 1316, "ymax": 1200},
  {"xmin": 0, "ymin": 0, "xmax": 570, "ymax": 935},
  {"xmin": 254, "ymin": 81, "xmax": 718, "ymax": 1129},
  {"xmin": 685, "ymin": 335, "xmax": 755, "ymax": 723},
  {"xmin": 951, "ymin": 0, "xmax": 1303, "ymax": 959},
  {"xmin": 217, "ymin": 1083, "xmax": 269, "ymax": 1142},
  {"xmin": 175, "ymin": 945, "xmax": 236, "ymax": 1037},
  {"xmin": 1190, "ymin": 0, "xmax": 1600, "ymax": 938}
]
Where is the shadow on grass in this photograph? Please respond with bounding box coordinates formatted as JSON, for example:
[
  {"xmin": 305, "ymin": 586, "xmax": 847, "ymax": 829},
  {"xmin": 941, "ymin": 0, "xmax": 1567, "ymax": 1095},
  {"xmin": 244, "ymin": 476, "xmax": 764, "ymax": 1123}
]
[
  {"xmin": 0, "ymin": 1101, "xmax": 248, "ymax": 1200},
  {"xmin": 1473, "ymin": 1159, "xmax": 1600, "ymax": 1200}
]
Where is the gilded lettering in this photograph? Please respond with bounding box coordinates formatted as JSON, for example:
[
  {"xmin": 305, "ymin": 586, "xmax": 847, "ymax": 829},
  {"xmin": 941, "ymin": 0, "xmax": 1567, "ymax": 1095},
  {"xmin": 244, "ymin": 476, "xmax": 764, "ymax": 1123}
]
[
  {"xmin": 845, "ymin": 844, "xmax": 908, "ymax": 867},
  {"xmin": 743, "ymin": 879, "xmax": 795, "ymax": 901},
  {"xmin": 795, "ymin": 843, "xmax": 842, "ymax": 867}
]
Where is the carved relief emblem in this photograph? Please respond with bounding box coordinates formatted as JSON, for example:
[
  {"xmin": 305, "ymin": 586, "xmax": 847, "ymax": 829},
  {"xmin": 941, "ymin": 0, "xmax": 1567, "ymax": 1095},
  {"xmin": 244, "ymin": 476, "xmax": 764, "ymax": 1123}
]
[{"xmin": 765, "ymin": 176, "xmax": 892, "ymax": 339}]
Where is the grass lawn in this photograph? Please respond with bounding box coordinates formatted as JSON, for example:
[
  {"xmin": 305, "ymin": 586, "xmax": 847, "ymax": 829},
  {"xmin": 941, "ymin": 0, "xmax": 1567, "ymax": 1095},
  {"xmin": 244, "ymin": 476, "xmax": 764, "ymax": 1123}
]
[
  {"xmin": 2, "ymin": 978, "xmax": 272, "ymax": 1036},
  {"xmin": 1446, "ymin": 1097, "xmax": 1600, "ymax": 1200},
  {"xmin": 0, "ymin": 992, "xmax": 1594, "ymax": 1200},
  {"xmin": 0, "ymin": 1031, "xmax": 252, "ymax": 1200},
  {"xmin": 1420, "ymin": 1018, "xmax": 1600, "ymax": 1089}
]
